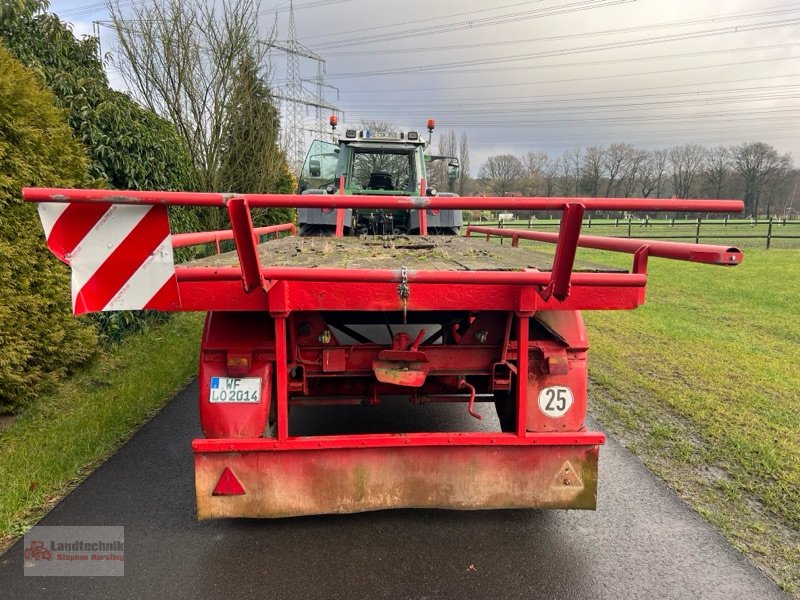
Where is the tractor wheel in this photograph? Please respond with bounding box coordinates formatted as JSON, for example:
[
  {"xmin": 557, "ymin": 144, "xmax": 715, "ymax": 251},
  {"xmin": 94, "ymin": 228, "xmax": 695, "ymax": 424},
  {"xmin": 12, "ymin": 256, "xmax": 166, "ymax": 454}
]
[
  {"xmin": 299, "ymin": 225, "xmax": 335, "ymax": 237},
  {"xmin": 431, "ymin": 227, "xmax": 460, "ymax": 235}
]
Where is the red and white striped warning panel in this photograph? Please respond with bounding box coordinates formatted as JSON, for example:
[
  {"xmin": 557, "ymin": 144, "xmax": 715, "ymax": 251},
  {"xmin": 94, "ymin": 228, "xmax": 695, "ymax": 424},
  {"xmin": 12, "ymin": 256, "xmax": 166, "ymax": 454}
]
[{"xmin": 36, "ymin": 202, "xmax": 180, "ymax": 315}]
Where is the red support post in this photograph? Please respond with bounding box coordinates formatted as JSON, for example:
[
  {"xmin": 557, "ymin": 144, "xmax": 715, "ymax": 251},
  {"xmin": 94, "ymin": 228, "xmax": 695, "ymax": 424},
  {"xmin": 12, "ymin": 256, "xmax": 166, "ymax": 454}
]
[
  {"xmin": 335, "ymin": 210, "xmax": 345, "ymax": 237},
  {"xmin": 335, "ymin": 176, "xmax": 346, "ymax": 237},
  {"xmin": 418, "ymin": 178, "xmax": 428, "ymax": 235},
  {"xmin": 274, "ymin": 315, "xmax": 289, "ymax": 442},
  {"xmin": 516, "ymin": 315, "xmax": 529, "ymax": 438},
  {"xmin": 543, "ymin": 203, "xmax": 585, "ymax": 301},
  {"xmin": 227, "ymin": 198, "xmax": 265, "ymax": 293}
]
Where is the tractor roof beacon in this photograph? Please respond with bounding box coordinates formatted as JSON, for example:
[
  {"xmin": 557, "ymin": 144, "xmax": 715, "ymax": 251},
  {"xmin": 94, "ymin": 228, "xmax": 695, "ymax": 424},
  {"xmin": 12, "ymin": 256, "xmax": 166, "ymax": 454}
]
[{"xmin": 22, "ymin": 116, "xmax": 744, "ymax": 519}]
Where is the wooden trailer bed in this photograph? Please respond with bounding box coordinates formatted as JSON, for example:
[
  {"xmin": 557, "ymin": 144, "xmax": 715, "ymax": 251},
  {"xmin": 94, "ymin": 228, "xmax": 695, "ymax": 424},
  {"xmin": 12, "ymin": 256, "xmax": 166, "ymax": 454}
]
[{"xmin": 187, "ymin": 235, "xmax": 626, "ymax": 273}]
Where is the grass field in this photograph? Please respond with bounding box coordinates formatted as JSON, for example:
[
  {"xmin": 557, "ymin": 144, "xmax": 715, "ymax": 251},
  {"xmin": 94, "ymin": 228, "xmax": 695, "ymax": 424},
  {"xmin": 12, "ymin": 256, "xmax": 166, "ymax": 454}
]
[
  {"xmin": 575, "ymin": 247, "xmax": 800, "ymax": 593},
  {"xmin": 0, "ymin": 312, "xmax": 204, "ymax": 553}
]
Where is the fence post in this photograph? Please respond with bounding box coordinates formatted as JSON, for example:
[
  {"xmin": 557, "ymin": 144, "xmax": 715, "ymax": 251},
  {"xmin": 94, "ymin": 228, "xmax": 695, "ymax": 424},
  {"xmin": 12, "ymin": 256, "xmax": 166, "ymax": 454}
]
[
  {"xmin": 587, "ymin": 215, "xmax": 592, "ymax": 229},
  {"xmin": 615, "ymin": 218, "xmax": 619, "ymax": 228},
  {"xmin": 499, "ymin": 219, "xmax": 504, "ymax": 244},
  {"xmin": 767, "ymin": 217, "xmax": 773, "ymax": 250},
  {"xmin": 724, "ymin": 215, "xmax": 728, "ymax": 227},
  {"xmin": 695, "ymin": 218, "xmax": 701, "ymax": 244},
  {"xmin": 528, "ymin": 217, "xmax": 532, "ymax": 229},
  {"xmin": 627, "ymin": 217, "xmax": 632, "ymax": 238}
]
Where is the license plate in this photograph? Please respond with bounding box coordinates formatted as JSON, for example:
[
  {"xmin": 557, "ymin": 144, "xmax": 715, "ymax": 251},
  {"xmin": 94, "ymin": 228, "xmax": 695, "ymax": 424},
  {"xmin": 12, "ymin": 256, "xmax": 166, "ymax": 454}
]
[{"xmin": 209, "ymin": 377, "xmax": 262, "ymax": 403}]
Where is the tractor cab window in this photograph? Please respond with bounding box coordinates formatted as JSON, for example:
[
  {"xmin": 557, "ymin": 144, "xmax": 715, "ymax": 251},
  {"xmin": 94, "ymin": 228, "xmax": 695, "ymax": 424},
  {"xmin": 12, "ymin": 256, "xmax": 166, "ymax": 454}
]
[
  {"xmin": 352, "ymin": 148, "xmax": 416, "ymax": 192},
  {"xmin": 299, "ymin": 140, "xmax": 338, "ymax": 192}
]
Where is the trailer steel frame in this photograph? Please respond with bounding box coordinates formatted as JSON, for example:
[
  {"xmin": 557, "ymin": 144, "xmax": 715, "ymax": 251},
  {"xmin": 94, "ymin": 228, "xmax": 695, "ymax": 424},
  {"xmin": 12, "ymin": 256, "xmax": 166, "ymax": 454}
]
[{"xmin": 24, "ymin": 187, "xmax": 744, "ymax": 517}]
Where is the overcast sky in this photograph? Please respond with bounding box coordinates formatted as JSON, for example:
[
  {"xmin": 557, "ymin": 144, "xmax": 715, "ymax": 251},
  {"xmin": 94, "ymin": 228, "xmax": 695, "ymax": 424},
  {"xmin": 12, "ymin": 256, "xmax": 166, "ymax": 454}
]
[{"xmin": 53, "ymin": 0, "xmax": 800, "ymax": 169}]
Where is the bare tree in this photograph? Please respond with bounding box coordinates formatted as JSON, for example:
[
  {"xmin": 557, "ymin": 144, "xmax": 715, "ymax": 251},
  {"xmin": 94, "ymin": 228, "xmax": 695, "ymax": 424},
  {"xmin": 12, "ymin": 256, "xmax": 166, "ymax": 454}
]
[
  {"xmin": 703, "ymin": 146, "xmax": 731, "ymax": 199},
  {"xmin": 579, "ymin": 145, "xmax": 604, "ymax": 197},
  {"xmin": 731, "ymin": 142, "xmax": 792, "ymax": 216},
  {"xmin": 479, "ymin": 154, "xmax": 523, "ymax": 195},
  {"xmin": 621, "ymin": 147, "xmax": 648, "ymax": 198},
  {"xmin": 542, "ymin": 157, "xmax": 559, "ymax": 197},
  {"xmin": 669, "ymin": 143, "xmax": 706, "ymax": 199},
  {"xmin": 109, "ymin": 0, "xmax": 272, "ymax": 192},
  {"xmin": 430, "ymin": 130, "xmax": 458, "ymax": 191},
  {"xmin": 604, "ymin": 142, "xmax": 633, "ymax": 197},
  {"xmin": 639, "ymin": 149, "xmax": 668, "ymax": 198},
  {"xmin": 458, "ymin": 132, "xmax": 470, "ymax": 195},
  {"xmin": 520, "ymin": 150, "xmax": 550, "ymax": 195},
  {"xmin": 559, "ymin": 147, "xmax": 582, "ymax": 196}
]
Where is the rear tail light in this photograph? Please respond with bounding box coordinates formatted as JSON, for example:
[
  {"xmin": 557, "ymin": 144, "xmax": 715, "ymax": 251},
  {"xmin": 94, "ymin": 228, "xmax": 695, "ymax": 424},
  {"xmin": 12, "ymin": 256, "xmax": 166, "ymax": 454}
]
[{"xmin": 227, "ymin": 354, "xmax": 251, "ymax": 377}]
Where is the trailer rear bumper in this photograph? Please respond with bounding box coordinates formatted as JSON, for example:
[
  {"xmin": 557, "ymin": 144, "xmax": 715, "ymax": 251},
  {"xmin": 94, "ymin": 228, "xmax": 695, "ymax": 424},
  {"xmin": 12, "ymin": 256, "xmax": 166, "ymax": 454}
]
[{"xmin": 193, "ymin": 435, "xmax": 601, "ymax": 519}]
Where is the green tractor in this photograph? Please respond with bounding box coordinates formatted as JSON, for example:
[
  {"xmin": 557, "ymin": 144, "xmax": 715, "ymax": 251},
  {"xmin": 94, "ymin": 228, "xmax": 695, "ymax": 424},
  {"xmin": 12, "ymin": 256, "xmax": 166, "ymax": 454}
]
[{"xmin": 298, "ymin": 123, "xmax": 461, "ymax": 236}]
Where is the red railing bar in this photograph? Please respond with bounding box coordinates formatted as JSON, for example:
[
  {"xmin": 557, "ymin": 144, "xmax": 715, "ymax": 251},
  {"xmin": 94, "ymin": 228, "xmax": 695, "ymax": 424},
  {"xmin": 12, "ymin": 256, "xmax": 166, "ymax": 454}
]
[
  {"xmin": 174, "ymin": 266, "xmax": 646, "ymax": 287},
  {"xmin": 171, "ymin": 223, "xmax": 295, "ymax": 249},
  {"xmin": 23, "ymin": 188, "xmax": 744, "ymax": 213},
  {"xmin": 467, "ymin": 226, "xmax": 743, "ymax": 266}
]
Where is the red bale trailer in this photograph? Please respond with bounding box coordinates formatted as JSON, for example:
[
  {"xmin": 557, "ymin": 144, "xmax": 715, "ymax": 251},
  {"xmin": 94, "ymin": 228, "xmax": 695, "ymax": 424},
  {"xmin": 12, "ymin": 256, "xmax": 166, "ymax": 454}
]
[{"xmin": 23, "ymin": 184, "xmax": 742, "ymax": 519}]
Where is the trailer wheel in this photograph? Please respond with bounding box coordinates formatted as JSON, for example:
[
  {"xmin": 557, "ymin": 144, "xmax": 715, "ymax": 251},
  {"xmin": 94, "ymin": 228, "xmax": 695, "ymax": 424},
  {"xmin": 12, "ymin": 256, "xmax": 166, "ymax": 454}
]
[{"xmin": 493, "ymin": 388, "xmax": 516, "ymax": 433}]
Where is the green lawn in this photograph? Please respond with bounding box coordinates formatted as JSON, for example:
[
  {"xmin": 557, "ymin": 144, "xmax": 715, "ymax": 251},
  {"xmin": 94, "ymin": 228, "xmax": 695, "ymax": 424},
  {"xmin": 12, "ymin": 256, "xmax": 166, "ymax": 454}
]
[
  {"xmin": 580, "ymin": 248, "xmax": 800, "ymax": 593},
  {"xmin": 0, "ymin": 312, "xmax": 204, "ymax": 552}
]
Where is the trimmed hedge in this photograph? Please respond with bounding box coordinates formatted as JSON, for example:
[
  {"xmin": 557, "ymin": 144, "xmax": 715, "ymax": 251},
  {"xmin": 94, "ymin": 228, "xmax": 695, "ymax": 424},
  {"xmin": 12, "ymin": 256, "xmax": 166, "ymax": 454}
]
[{"xmin": 0, "ymin": 44, "xmax": 97, "ymax": 412}]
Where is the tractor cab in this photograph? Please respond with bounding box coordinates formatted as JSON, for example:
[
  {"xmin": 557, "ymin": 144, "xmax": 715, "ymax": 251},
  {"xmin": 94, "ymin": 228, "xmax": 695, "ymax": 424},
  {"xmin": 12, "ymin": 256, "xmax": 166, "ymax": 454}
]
[{"xmin": 298, "ymin": 126, "xmax": 462, "ymax": 236}]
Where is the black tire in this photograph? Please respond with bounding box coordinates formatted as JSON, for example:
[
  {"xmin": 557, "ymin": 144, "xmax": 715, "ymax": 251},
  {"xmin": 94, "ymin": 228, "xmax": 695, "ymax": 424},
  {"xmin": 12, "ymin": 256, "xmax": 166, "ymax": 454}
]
[
  {"xmin": 431, "ymin": 227, "xmax": 460, "ymax": 235},
  {"xmin": 493, "ymin": 387, "xmax": 517, "ymax": 433},
  {"xmin": 299, "ymin": 225, "xmax": 336, "ymax": 237}
]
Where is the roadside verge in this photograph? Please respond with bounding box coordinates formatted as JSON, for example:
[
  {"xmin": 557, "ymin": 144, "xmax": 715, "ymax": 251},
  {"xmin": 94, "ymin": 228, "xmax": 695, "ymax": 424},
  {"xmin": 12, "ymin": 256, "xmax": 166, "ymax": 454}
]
[
  {"xmin": 0, "ymin": 312, "xmax": 204, "ymax": 554},
  {"xmin": 583, "ymin": 248, "xmax": 799, "ymax": 596}
]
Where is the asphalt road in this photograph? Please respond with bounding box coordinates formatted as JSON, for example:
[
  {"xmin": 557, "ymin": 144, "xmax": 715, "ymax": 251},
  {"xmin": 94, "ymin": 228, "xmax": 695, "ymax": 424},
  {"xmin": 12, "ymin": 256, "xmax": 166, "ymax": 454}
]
[{"xmin": 0, "ymin": 380, "xmax": 786, "ymax": 599}]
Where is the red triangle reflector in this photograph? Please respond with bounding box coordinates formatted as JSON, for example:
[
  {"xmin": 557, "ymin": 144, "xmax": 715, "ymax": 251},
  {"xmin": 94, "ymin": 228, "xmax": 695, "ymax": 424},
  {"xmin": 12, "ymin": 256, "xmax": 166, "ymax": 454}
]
[{"xmin": 212, "ymin": 467, "xmax": 246, "ymax": 496}]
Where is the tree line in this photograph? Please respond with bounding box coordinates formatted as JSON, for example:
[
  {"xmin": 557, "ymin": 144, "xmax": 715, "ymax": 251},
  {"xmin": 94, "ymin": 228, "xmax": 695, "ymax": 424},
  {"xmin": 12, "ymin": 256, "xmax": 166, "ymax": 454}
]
[
  {"xmin": 475, "ymin": 142, "xmax": 797, "ymax": 218},
  {"xmin": 0, "ymin": 0, "xmax": 291, "ymax": 410}
]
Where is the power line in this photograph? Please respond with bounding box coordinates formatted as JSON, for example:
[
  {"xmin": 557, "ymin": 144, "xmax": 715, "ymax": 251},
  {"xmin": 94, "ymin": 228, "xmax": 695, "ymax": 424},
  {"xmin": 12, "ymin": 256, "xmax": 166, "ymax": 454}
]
[
  {"xmin": 314, "ymin": 0, "xmax": 635, "ymax": 50},
  {"xmin": 322, "ymin": 4, "xmax": 800, "ymax": 56},
  {"xmin": 307, "ymin": 0, "xmax": 551, "ymax": 43},
  {"xmin": 60, "ymin": 0, "xmax": 355, "ymax": 19},
  {"xmin": 324, "ymin": 17, "xmax": 800, "ymax": 78},
  {"xmin": 338, "ymin": 44, "xmax": 800, "ymax": 94},
  {"xmin": 333, "ymin": 55, "xmax": 799, "ymax": 114},
  {"xmin": 394, "ymin": 108, "xmax": 800, "ymax": 128},
  {"xmin": 349, "ymin": 78, "xmax": 800, "ymax": 109}
]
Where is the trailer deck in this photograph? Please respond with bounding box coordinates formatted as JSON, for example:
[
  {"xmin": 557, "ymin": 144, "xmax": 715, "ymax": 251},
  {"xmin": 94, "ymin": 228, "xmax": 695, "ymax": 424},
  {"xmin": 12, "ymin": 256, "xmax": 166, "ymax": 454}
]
[{"xmin": 188, "ymin": 235, "xmax": 626, "ymax": 273}]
